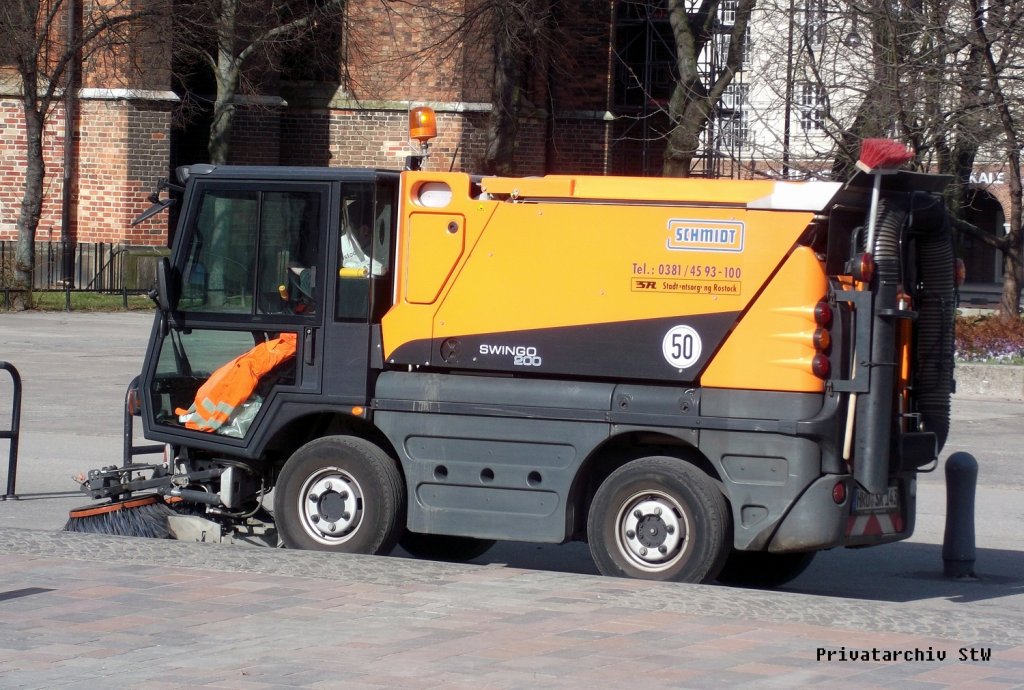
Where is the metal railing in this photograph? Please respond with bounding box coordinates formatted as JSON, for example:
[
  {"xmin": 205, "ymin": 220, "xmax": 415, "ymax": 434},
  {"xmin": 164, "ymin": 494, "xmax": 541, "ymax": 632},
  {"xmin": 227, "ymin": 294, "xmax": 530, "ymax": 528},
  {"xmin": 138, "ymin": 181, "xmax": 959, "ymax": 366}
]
[
  {"xmin": 0, "ymin": 241, "xmax": 168, "ymax": 308},
  {"xmin": 1, "ymin": 361, "xmax": 22, "ymax": 501}
]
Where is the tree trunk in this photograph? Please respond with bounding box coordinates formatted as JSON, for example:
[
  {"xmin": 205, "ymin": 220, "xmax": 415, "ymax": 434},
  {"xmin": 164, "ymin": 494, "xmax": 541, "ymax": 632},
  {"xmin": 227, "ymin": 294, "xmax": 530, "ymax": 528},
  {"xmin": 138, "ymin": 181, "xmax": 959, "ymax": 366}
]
[
  {"xmin": 999, "ymin": 157, "xmax": 1022, "ymax": 319},
  {"xmin": 663, "ymin": 91, "xmax": 711, "ymax": 178},
  {"xmin": 480, "ymin": 4, "xmax": 524, "ymax": 176},
  {"xmin": 209, "ymin": 0, "xmax": 239, "ymax": 165},
  {"xmin": 661, "ymin": 0, "xmax": 753, "ymax": 178},
  {"xmin": 209, "ymin": 68, "xmax": 239, "ymax": 165},
  {"xmin": 971, "ymin": 0, "xmax": 1024, "ymax": 319},
  {"xmin": 662, "ymin": 0, "xmax": 706, "ymax": 178},
  {"xmin": 13, "ymin": 104, "xmax": 47, "ymax": 310}
]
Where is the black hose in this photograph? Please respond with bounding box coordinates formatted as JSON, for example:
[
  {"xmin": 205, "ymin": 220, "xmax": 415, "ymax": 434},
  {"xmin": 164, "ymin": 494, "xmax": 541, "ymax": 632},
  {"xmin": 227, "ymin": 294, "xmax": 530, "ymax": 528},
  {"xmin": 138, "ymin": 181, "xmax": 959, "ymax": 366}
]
[
  {"xmin": 908, "ymin": 192, "xmax": 956, "ymax": 451},
  {"xmin": 854, "ymin": 191, "xmax": 954, "ymax": 492},
  {"xmin": 854, "ymin": 198, "xmax": 907, "ymax": 493}
]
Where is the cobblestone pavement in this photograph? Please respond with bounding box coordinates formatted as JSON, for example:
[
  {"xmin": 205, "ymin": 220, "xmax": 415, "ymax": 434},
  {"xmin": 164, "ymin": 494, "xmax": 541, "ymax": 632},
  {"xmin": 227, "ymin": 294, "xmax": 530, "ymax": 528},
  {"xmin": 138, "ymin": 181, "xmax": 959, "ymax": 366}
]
[
  {"xmin": 1, "ymin": 528, "xmax": 1022, "ymax": 689},
  {"xmin": 2, "ymin": 313, "xmax": 1024, "ymax": 688}
]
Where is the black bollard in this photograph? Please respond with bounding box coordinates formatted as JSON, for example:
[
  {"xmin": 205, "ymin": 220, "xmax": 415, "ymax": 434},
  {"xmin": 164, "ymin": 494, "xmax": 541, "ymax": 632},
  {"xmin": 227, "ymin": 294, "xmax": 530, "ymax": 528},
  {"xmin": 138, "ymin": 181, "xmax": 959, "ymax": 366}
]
[{"xmin": 942, "ymin": 451, "xmax": 978, "ymax": 579}]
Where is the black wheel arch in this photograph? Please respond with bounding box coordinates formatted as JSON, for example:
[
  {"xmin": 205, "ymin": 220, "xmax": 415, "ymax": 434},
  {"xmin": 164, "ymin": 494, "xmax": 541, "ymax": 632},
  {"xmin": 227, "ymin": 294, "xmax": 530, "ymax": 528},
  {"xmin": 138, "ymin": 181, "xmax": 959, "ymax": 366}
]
[{"xmin": 568, "ymin": 430, "xmax": 726, "ymax": 542}]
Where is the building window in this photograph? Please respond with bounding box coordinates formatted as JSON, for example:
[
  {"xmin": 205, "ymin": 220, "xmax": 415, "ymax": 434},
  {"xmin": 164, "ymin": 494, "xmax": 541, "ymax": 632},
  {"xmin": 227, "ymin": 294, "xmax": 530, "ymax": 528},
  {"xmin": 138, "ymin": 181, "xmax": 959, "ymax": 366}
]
[
  {"xmin": 720, "ymin": 0, "xmax": 738, "ymax": 26},
  {"xmin": 799, "ymin": 82, "xmax": 826, "ymax": 131},
  {"xmin": 721, "ymin": 82, "xmax": 748, "ymax": 111},
  {"xmin": 720, "ymin": 111, "xmax": 749, "ymax": 150},
  {"xmin": 804, "ymin": 0, "xmax": 828, "ymax": 45},
  {"xmin": 719, "ymin": 82, "xmax": 748, "ymax": 150}
]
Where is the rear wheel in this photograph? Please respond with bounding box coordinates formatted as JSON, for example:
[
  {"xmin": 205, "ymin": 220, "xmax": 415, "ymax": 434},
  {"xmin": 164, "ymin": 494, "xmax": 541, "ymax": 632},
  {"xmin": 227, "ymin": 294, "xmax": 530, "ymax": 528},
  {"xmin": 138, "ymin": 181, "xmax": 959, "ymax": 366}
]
[
  {"xmin": 587, "ymin": 456, "xmax": 730, "ymax": 583},
  {"xmin": 398, "ymin": 532, "xmax": 496, "ymax": 562},
  {"xmin": 716, "ymin": 550, "xmax": 816, "ymax": 589},
  {"xmin": 274, "ymin": 436, "xmax": 404, "ymax": 554}
]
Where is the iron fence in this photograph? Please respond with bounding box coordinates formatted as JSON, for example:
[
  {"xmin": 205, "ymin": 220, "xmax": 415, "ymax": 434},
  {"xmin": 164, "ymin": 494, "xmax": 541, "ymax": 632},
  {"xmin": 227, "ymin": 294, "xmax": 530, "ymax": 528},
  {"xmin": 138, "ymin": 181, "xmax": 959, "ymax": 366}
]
[{"xmin": 0, "ymin": 241, "xmax": 169, "ymax": 308}]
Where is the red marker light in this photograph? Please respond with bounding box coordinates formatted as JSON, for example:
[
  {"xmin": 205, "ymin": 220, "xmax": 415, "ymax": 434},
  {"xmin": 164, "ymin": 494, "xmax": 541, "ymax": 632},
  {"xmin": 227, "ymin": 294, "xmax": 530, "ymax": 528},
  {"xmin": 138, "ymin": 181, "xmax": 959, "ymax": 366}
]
[
  {"xmin": 814, "ymin": 301, "xmax": 832, "ymax": 326},
  {"xmin": 812, "ymin": 353, "xmax": 831, "ymax": 379},
  {"xmin": 832, "ymin": 481, "xmax": 847, "ymax": 504}
]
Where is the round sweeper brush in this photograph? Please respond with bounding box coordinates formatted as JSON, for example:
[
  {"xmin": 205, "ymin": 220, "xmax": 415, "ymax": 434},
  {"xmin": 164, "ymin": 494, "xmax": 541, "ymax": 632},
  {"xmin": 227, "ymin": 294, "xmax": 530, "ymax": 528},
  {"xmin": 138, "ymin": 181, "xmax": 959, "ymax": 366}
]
[{"xmin": 63, "ymin": 494, "xmax": 176, "ymax": 539}]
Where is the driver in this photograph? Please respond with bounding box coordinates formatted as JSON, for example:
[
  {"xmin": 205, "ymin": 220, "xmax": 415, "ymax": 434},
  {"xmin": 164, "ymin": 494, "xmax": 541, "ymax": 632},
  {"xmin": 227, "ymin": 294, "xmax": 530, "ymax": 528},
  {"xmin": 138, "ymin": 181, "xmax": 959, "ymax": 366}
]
[{"xmin": 284, "ymin": 265, "xmax": 316, "ymax": 314}]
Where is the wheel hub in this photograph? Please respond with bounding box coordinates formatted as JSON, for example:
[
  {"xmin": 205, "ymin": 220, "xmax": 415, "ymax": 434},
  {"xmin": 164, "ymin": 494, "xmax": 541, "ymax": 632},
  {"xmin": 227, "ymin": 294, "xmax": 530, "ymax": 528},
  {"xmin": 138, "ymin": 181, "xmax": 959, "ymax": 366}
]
[
  {"xmin": 300, "ymin": 472, "xmax": 362, "ymax": 542},
  {"xmin": 636, "ymin": 514, "xmax": 668, "ymax": 548},
  {"xmin": 618, "ymin": 494, "xmax": 687, "ymax": 570}
]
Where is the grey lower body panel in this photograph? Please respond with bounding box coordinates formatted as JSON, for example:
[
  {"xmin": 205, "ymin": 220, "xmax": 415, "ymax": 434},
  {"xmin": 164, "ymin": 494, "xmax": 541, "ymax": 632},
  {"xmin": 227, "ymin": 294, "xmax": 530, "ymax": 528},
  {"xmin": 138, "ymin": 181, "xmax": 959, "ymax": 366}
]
[
  {"xmin": 373, "ymin": 372, "xmax": 613, "ymax": 542},
  {"xmin": 372, "ymin": 372, "xmax": 910, "ymax": 551},
  {"xmin": 375, "ymin": 411, "xmax": 608, "ymax": 542}
]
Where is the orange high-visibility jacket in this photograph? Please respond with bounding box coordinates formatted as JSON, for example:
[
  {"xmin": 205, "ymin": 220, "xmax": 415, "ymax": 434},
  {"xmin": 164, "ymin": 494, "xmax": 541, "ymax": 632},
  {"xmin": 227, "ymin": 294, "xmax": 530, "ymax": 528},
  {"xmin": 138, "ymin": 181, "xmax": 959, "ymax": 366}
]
[{"xmin": 176, "ymin": 333, "xmax": 297, "ymax": 433}]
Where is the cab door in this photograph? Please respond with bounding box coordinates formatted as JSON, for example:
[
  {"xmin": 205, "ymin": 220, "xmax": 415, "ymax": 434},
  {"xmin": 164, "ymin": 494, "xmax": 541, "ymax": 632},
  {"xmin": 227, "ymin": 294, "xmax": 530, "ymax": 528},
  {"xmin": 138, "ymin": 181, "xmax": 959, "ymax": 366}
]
[
  {"xmin": 141, "ymin": 179, "xmax": 330, "ymax": 453},
  {"xmin": 321, "ymin": 177, "xmax": 399, "ymax": 402}
]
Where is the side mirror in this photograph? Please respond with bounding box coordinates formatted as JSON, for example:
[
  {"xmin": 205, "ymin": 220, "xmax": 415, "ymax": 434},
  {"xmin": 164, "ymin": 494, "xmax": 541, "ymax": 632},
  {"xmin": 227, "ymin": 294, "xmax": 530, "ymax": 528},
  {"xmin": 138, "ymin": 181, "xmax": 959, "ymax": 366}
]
[{"xmin": 155, "ymin": 257, "xmax": 180, "ymax": 313}]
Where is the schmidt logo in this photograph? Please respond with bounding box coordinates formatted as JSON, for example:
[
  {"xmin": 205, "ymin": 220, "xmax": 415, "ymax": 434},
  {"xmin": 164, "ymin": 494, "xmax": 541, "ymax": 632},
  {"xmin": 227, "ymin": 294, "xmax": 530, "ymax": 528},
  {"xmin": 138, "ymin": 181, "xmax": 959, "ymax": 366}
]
[{"xmin": 666, "ymin": 219, "xmax": 745, "ymax": 253}]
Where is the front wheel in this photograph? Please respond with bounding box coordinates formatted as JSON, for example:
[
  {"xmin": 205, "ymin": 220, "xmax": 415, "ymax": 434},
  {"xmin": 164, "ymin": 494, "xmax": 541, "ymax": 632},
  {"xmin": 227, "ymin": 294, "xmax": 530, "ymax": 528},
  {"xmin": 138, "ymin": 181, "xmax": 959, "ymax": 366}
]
[
  {"xmin": 587, "ymin": 456, "xmax": 730, "ymax": 583},
  {"xmin": 274, "ymin": 436, "xmax": 405, "ymax": 554}
]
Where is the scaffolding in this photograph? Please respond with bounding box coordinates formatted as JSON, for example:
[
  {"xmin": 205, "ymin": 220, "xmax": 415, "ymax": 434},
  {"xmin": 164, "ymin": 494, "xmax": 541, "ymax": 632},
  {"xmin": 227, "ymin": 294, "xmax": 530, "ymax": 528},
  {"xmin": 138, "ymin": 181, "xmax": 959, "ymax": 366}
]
[{"xmin": 610, "ymin": 0, "xmax": 745, "ymax": 178}]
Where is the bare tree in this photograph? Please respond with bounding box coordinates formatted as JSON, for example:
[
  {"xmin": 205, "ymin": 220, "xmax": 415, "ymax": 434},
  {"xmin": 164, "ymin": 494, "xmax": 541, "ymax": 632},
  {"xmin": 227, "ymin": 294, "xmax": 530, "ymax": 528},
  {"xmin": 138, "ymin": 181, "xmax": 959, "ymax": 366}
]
[
  {"xmin": 172, "ymin": 0, "xmax": 345, "ymax": 165},
  {"xmin": 477, "ymin": 0, "xmax": 548, "ymax": 175},
  {"xmin": 965, "ymin": 0, "xmax": 1024, "ymax": 318},
  {"xmin": 662, "ymin": 0, "xmax": 756, "ymax": 177},
  {"xmin": 1, "ymin": 0, "xmax": 160, "ymax": 310},
  {"xmin": 743, "ymin": 0, "xmax": 1024, "ymax": 317},
  {"xmin": 355, "ymin": 0, "xmax": 585, "ymax": 176}
]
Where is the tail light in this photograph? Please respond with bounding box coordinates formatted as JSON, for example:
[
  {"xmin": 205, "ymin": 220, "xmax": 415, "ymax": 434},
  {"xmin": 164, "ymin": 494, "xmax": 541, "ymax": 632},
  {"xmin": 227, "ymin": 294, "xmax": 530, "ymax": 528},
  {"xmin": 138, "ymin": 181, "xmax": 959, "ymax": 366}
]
[
  {"xmin": 954, "ymin": 258, "xmax": 966, "ymax": 287},
  {"xmin": 811, "ymin": 299, "xmax": 833, "ymax": 380},
  {"xmin": 813, "ymin": 328, "xmax": 831, "ymax": 350},
  {"xmin": 814, "ymin": 300, "xmax": 833, "ymax": 326},
  {"xmin": 812, "ymin": 353, "xmax": 831, "ymax": 379}
]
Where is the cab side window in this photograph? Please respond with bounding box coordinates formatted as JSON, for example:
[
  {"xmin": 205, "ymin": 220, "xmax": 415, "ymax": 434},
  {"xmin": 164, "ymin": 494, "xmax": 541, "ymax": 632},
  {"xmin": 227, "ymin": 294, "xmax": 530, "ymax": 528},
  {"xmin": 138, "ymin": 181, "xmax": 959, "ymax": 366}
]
[
  {"xmin": 336, "ymin": 181, "xmax": 395, "ymax": 320},
  {"xmin": 178, "ymin": 187, "xmax": 323, "ymax": 316},
  {"xmin": 340, "ymin": 184, "xmax": 377, "ymax": 274}
]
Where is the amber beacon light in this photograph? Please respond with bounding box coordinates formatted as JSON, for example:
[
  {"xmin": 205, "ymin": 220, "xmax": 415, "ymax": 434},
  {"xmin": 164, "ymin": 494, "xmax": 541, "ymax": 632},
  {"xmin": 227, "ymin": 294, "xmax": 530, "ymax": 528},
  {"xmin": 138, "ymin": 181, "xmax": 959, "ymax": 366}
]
[{"xmin": 409, "ymin": 106, "xmax": 437, "ymax": 143}]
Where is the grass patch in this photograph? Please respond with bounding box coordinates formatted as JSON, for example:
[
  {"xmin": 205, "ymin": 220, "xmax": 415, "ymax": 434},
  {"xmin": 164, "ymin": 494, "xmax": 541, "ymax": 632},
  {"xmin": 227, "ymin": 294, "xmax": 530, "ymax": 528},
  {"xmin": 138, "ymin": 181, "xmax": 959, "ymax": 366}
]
[{"xmin": 12, "ymin": 291, "xmax": 154, "ymax": 312}]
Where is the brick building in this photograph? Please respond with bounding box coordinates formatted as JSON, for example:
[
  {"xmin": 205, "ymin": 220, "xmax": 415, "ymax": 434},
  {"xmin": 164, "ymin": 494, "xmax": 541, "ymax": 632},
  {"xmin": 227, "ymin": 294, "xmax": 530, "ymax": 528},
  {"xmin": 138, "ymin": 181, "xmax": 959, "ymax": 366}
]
[
  {"xmin": 1, "ymin": 1, "xmax": 625, "ymax": 255},
  {"xmin": 0, "ymin": 0, "xmax": 1016, "ymax": 298}
]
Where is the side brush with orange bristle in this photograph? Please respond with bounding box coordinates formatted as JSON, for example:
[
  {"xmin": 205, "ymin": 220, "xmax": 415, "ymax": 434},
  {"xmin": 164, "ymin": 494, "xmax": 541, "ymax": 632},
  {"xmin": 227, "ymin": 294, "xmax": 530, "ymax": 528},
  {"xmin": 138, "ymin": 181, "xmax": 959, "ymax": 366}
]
[{"xmin": 856, "ymin": 138, "xmax": 914, "ymax": 252}]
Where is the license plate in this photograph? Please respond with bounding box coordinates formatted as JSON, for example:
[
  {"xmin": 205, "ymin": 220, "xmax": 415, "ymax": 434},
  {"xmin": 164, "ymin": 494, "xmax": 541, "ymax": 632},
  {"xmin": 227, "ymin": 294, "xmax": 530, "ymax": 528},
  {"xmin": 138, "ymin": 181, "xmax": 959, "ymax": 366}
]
[{"xmin": 854, "ymin": 484, "xmax": 900, "ymax": 514}]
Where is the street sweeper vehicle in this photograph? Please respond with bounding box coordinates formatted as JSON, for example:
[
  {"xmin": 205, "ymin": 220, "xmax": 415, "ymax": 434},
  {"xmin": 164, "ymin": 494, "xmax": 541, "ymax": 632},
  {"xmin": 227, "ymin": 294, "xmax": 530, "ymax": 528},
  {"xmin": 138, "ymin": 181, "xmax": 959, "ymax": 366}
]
[{"xmin": 69, "ymin": 113, "xmax": 957, "ymax": 586}]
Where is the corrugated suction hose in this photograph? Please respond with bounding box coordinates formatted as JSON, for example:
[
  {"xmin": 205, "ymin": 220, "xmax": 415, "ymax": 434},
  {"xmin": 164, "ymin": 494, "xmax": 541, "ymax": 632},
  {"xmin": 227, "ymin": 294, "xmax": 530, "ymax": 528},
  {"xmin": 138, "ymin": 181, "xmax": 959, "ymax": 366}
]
[{"xmin": 906, "ymin": 192, "xmax": 956, "ymax": 451}]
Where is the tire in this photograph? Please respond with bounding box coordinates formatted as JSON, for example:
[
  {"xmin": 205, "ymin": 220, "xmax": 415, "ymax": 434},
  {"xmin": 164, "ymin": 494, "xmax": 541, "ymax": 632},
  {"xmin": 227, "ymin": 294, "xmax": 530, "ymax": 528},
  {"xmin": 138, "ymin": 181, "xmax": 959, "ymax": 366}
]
[
  {"xmin": 398, "ymin": 531, "xmax": 496, "ymax": 562},
  {"xmin": 716, "ymin": 550, "xmax": 816, "ymax": 589},
  {"xmin": 273, "ymin": 436, "xmax": 405, "ymax": 554},
  {"xmin": 587, "ymin": 456, "xmax": 730, "ymax": 583}
]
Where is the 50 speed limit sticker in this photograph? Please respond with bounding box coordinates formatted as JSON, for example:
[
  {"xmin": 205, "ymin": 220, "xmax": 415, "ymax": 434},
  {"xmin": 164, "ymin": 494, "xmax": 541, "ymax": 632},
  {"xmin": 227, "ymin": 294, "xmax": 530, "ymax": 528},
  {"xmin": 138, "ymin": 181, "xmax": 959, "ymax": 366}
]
[{"xmin": 662, "ymin": 325, "xmax": 702, "ymax": 369}]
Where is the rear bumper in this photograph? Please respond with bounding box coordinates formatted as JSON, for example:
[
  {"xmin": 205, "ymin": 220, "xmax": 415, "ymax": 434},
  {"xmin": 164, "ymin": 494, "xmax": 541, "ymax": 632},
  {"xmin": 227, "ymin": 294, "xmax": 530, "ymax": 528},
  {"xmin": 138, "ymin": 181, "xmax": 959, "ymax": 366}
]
[{"xmin": 767, "ymin": 473, "xmax": 916, "ymax": 553}]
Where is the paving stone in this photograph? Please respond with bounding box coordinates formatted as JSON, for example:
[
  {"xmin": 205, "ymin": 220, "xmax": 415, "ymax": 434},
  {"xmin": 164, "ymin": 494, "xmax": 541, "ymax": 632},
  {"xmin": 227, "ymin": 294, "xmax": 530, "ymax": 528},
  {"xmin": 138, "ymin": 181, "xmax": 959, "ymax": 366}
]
[{"xmin": 0, "ymin": 527, "xmax": 1021, "ymax": 688}]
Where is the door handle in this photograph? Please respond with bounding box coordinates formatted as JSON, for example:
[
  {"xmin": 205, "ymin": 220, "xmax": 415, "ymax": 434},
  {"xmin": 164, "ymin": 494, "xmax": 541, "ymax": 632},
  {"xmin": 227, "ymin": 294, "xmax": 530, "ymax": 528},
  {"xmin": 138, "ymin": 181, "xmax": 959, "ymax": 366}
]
[{"xmin": 303, "ymin": 328, "xmax": 315, "ymax": 365}]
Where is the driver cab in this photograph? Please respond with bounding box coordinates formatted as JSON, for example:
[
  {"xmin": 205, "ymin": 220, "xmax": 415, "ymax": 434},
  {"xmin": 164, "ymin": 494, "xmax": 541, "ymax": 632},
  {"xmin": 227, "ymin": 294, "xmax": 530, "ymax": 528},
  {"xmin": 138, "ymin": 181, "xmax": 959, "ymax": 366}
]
[{"xmin": 141, "ymin": 168, "xmax": 399, "ymax": 450}]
